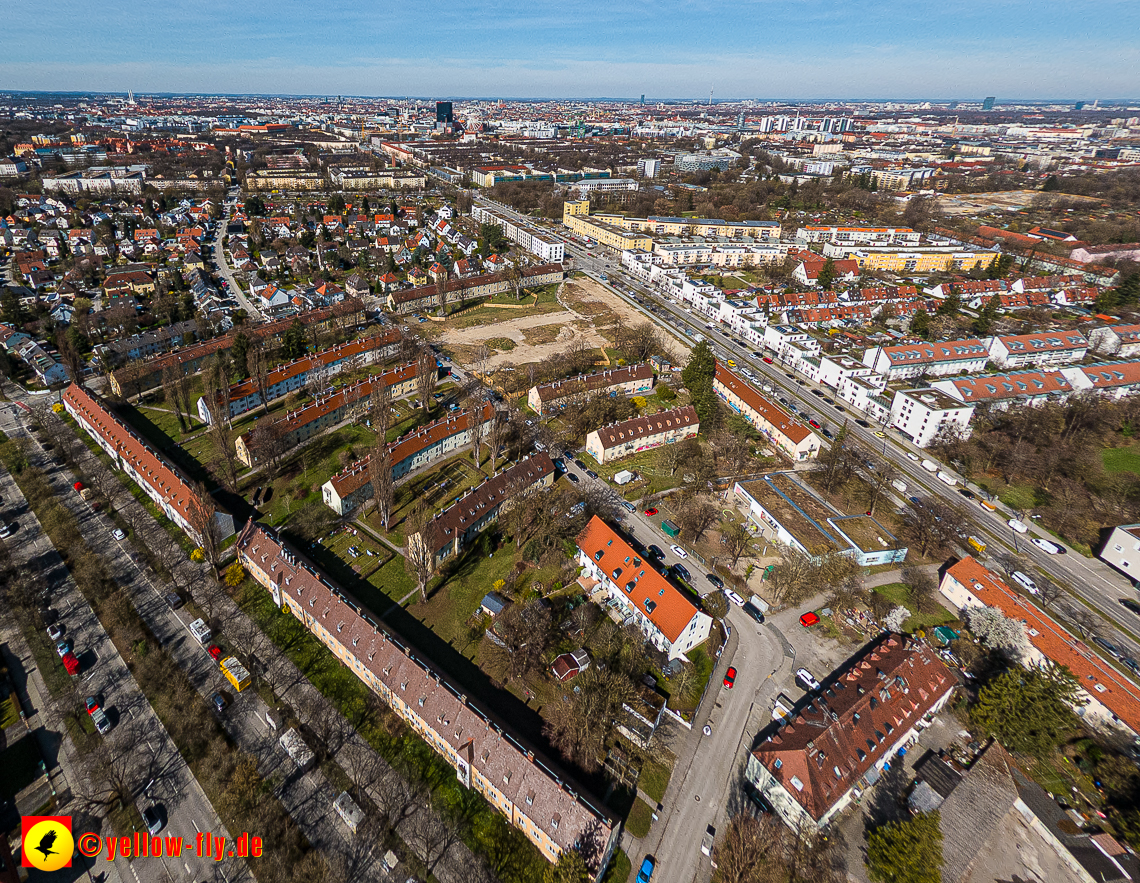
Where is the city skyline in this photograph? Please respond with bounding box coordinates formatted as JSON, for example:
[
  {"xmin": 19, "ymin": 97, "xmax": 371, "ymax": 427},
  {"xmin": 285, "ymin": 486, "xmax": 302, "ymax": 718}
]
[{"xmin": 3, "ymin": 0, "xmax": 1137, "ymax": 99}]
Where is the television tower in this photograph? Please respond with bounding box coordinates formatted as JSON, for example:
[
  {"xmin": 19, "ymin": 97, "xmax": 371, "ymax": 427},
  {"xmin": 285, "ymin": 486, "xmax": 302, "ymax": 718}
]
[{"xmin": 708, "ymin": 87, "xmax": 714, "ymax": 107}]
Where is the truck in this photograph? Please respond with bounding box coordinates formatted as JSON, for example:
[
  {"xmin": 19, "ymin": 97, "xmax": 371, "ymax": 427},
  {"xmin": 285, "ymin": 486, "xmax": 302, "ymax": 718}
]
[
  {"xmin": 613, "ymin": 470, "xmax": 635, "ymax": 486},
  {"xmin": 967, "ymin": 536, "xmax": 987, "ymax": 555},
  {"xmin": 220, "ymin": 656, "xmax": 251, "ymax": 692},
  {"xmin": 279, "ymin": 728, "xmax": 316, "ymax": 773},
  {"xmin": 936, "ymin": 471, "xmax": 958, "ymax": 487},
  {"xmin": 921, "ymin": 459, "xmax": 938, "ymax": 472},
  {"xmin": 188, "ymin": 618, "xmax": 212, "ymax": 645}
]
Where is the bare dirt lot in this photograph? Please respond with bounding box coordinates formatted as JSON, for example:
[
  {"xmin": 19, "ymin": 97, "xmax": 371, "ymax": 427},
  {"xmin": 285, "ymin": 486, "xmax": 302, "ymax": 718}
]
[
  {"xmin": 439, "ymin": 277, "xmax": 653, "ymax": 370},
  {"xmin": 936, "ymin": 189, "xmax": 1101, "ymax": 216}
]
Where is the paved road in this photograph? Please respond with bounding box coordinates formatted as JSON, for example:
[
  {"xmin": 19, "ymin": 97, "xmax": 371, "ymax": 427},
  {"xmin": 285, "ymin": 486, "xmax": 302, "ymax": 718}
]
[
  {"xmin": 211, "ymin": 192, "xmax": 263, "ymax": 321},
  {"xmin": 0, "ymin": 405, "xmax": 252, "ymax": 883}
]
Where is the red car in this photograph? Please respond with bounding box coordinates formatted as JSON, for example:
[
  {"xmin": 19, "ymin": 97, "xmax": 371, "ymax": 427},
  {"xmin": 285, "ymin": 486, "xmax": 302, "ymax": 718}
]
[
  {"xmin": 85, "ymin": 695, "xmax": 101, "ymax": 715},
  {"xmin": 762, "ymin": 356, "xmax": 773, "ymax": 364},
  {"xmin": 207, "ymin": 645, "xmax": 222, "ymax": 662},
  {"xmin": 644, "ymin": 507, "xmax": 659, "ymax": 517},
  {"xmin": 723, "ymin": 667, "xmax": 737, "ymax": 688},
  {"xmin": 73, "ymin": 481, "xmax": 84, "ymax": 492},
  {"xmin": 800, "ymin": 612, "xmax": 820, "ymax": 627}
]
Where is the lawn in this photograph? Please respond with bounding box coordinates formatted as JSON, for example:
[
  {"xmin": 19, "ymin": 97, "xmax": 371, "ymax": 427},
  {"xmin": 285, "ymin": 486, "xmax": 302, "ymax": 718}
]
[
  {"xmin": 1103, "ymin": 445, "xmax": 1140, "ymax": 475},
  {"xmin": 602, "ymin": 849, "xmax": 632, "ymax": 883},
  {"xmin": 639, "ymin": 758, "xmax": 672, "ymax": 804},
  {"xmin": 364, "ymin": 455, "xmax": 486, "ymax": 544},
  {"xmin": 0, "ymin": 694, "xmax": 19, "ymax": 729},
  {"xmin": 994, "ymin": 482, "xmax": 1039, "ymax": 513},
  {"xmin": 625, "ymin": 798, "xmax": 654, "ymax": 838},
  {"xmin": 873, "ymin": 582, "xmax": 957, "ymax": 632},
  {"xmin": 136, "ymin": 405, "xmax": 207, "ymax": 440}
]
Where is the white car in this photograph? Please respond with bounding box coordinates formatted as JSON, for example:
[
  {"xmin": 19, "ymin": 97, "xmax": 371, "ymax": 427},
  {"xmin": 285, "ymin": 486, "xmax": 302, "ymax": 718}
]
[
  {"xmin": 1031, "ymin": 537, "xmax": 1065, "ymax": 554},
  {"xmin": 906, "ymin": 452, "xmax": 920, "ymax": 461},
  {"xmin": 724, "ymin": 589, "xmax": 745, "ymax": 606},
  {"xmin": 795, "ymin": 668, "xmax": 822, "ymax": 692},
  {"xmin": 111, "ymin": 528, "xmax": 126, "ymax": 541},
  {"xmin": 670, "ymin": 544, "xmax": 688, "ymax": 559},
  {"xmin": 1011, "ymin": 571, "xmax": 1039, "ymax": 595},
  {"xmin": 1008, "ymin": 519, "xmax": 1028, "ymax": 534}
]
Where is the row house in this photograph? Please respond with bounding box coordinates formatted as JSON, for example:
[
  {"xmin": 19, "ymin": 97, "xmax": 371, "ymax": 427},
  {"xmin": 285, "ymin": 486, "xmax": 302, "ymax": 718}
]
[
  {"xmin": 387, "ymin": 264, "xmax": 564, "ymax": 315},
  {"xmin": 746, "ymin": 634, "xmax": 954, "ymax": 832},
  {"xmin": 940, "ymin": 557, "xmax": 1140, "ymax": 737},
  {"xmin": 100, "ymin": 319, "xmax": 200, "ymax": 364},
  {"xmin": 576, "ymin": 517, "xmax": 712, "ymax": 660},
  {"xmin": 862, "ymin": 339, "xmax": 990, "ymax": 380},
  {"xmin": 713, "ymin": 364, "xmax": 820, "ymax": 461},
  {"xmin": 196, "ymin": 332, "xmax": 399, "ymax": 424},
  {"xmin": 527, "ymin": 364, "xmax": 654, "ymax": 417},
  {"xmin": 931, "ymin": 369, "xmax": 1075, "ymax": 411},
  {"xmin": 1088, "ymin": 324, "xmax": 1140, "ymax": 358},
  {"xmin": 321, "ymin": 403, "xmax": 496, "ymax": 515},
  {"xmin": 235, "ymin": 522, "xmax": 619, "ymax": 876},
  {"xmin": 63, "ymin": 383, "xmax": 234, "ymax": 544},
  {"xmin": 1065, "ymin": 361, "xmax": 1140, "ymax": 399},
  {"xmin": 408, "ymin": 454, "xmax": 556, "ymax": 567},
  {"xmin": 985, "ymin": 331, "xmax": 1088, "ymax": 369},
  {"xmin": 235, "ymin": 362, "xmax": 419, "ymax": 467},
  {"xmin": 584, "ymin": 405, "xmax": 699, "ymax": 465}
]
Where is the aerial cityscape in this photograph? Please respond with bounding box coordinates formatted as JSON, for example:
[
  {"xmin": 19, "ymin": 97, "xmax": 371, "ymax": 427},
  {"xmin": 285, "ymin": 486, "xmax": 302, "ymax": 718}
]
[{"xmin": 2, "ymin": 6, "xmax": 1140, "ymax": 883}]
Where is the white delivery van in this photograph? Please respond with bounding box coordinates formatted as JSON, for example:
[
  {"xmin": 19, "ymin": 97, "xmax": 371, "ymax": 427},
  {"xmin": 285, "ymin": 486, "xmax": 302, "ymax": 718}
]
[
  {"xmin": 188, "ymin": 618, "xmax": 212, "ymax": 645},
  {"xmin": 936, "ymin": 471, "xmax": 958, "ymax": 487},
  {"xmin": 891, "ymin": 479, "xmax": 908, "ymax": 493}
]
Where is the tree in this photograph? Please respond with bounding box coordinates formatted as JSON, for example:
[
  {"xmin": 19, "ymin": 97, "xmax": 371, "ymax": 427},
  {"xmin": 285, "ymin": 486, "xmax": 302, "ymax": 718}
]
[
  {"xmin": 56, "ymin": 325, "xmax": 84, "ymax": 384},
  {"xmin": 416, "ymin": 346, "xmax": 438, "ymax": 414},
  {"xmin": 971, "ymin": 664, "xmax": 1079, "ymax": 758},
  {"xmin": 899, "ymin": 497, "xmax": 965, "ymax": 558},
  {"xmin": 231, "ymin": 331, "xmax": 251, "ymax": 378},
  {"xmin": 965, "ymin": 605, "xmax": 1031, "ymax": 659},
  {"xmin": 935, "ymin": 290, "xmax": 961, "ymax": 317},
  {"xmin": 187, "ymin": 481, "xmax": 223, "ymax": 577},
  {"xmin": 281, "ymin": 319, "xmax": 307, "ymax": 361},
  {"xmin": 544, "ymin": 850, "xmax": 590, "ymax": 883},
  {"xmin": 543, "ymin": 667, "xmax": 638, "ymax": 773},
  {"xmin": 223, "ymin": 561, "xmax": 245, "ymax": 588},
  {"xmin": 864, "ymin": 454, "xmax": 899, "ymax": 517},
  {"xmin": 901, "ymin": 565, "xmax": 939, "ymax": 615},
  {"xmin": 973, "ymin": 293, "xmax": 1002, "ymax": 335},
  {"xmin": 866, "ymin": 812, "xmax": 943, "ymax": 883},
  {"xmin": 248, "ymin": 420, "xmax": 287, "ymax": 474},
  {"xmin": 703, "ymin": 591, "xmax": 729, "ymax": 620},
  {"xmin": 682, "ymin": 340, "xmax": 719, "ymax": 426},
  {"xmin": 816, "ymin": 257, "xmax": 836, "ymax": 291},
  {"xmin": 404, "ymin": 501, "xmax": 437, "ymax": 602},
  {"xmin": 712, "ymin": 814, "xmax": 781, "ymax": 883},
  {"xmin": 162, "ymin": 365, "xmax": 188, "ymax": 431},
  {"xmin": 486, "ymin": 599, "xmax": 552, "ymax": 683},
  {"xmin": 723, "ymin": 520, "xmax": 753, "ymax": 568},
  {"xmin": 368, "ymin": 446, "xmax": 395, "ymax": 530},
  {"xmin": 676, "ymin": 496, "xmax": 720, "ymax": 542},
  {"xmin": 909, "ymin": 309, "xmax": 932, "ymax": 339}
]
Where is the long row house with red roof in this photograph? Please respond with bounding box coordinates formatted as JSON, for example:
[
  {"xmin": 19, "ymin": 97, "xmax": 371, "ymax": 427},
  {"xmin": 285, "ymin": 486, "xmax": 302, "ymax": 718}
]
[
  {"xmin": 236, "ymin": 520, "xmax": 619, "ymax": 877},
  {"xmin": 196, "ymin": 332, "xmax": 402, "ymax": 424},
  {"xmin": 63, "ymin": 383, "xmax": 234, "ymax": 544}
]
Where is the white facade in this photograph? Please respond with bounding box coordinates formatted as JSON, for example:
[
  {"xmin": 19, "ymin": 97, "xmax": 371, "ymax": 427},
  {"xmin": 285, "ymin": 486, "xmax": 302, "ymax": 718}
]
[
  {"xmin": 1100, "ymin": 524, "xmax": 1140, "ymax": 584},
  {"xmin": 862, "ymin": 340, "xmax": 990, "ymax": 380},
  {"xmin": 986, "ymin": 332, "xmax": 1088, "ymax": 369},
  {"xmin": 471, "ymin": 205, "xmax": 565, "ymax": 263},
  {"xmin": 889, "ymin": 388, "xmax": 975, "ymax": 447}
]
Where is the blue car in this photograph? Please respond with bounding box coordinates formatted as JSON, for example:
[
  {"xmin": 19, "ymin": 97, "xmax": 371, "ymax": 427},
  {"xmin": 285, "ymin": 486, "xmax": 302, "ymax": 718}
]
[{"xmin": 637, "ymin": 856, "xmax": 655, "ymax": 883}]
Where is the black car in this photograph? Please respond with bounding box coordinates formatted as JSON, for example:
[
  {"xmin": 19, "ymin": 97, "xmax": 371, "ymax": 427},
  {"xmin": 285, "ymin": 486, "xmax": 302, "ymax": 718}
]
[
  {"xmin": 855, "ymin": 419, "xmax": 870, "ymax": 428},
  {"xmin": 574, "ymin": 459, "xmax": 587, "ymax": 470},
  {"xmin": 811, "ymin": 389, "xmax": 824, "ymax": 397},
  {"xmin": 567, "ymin": 473, "xmax": 580, "ymax": 483},
  {"xmin": 1120, "ymin": 598, "xmax": 1140, "ymax": 616},
  {"xmin": 821, "ymin": 428, "xmax": 834, "ymax": 439},
  {"xmin": 822, "ymin": 396, "xmax": 835, "ymax": 404},
  {"xmin": 672, "ymin": 563, "xmax": 691, "ymax": 582},
  {"xmin": 586, "ymin": 470, "xmax": 599, "ymax": 480},
  {"xmin": 647, "ymin": 545, "xmax": 665, "ymax": 561},
  {"xmin": 706, "ymin": 573, "xmax": 724, "ymax": 589},
  {"xmin": 958, "ymin": 489, "xmax": 977, "ymax": 500}
]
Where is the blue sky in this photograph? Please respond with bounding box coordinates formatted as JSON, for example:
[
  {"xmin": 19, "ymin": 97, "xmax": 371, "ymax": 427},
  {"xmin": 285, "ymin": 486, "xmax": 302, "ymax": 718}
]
[{"xmin": 3, "ymin": 1, "xmax": 1137, "ymax": 99}]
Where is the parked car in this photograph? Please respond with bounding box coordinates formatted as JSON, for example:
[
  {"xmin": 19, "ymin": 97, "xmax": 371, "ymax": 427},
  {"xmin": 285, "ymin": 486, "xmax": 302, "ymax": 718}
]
[
  {"xmin": 164, "ymin": 592, "xmax": 184, "ymax": 610},
  {"xmin": 573, "ymin": 459, "xmax": 587, "ymax": 470},
  {"xmin": 742, "ymin": 601, "xmax": 766, "ymax": 623},
  {"xmin": 1011, "ymin": 571, "xmax": 1039, "ymax": 595},
  {"xmin": 55, "ymin": 639, "xmax": 72, "ymax": 657},
  {"xmin": 701, "ymin": 824, "xmax": 716, "ymax": 857},
  {"xmin": 705, "ymin": 573, "xmax": 724, "ymax": 589},
  {"xmin": 85, "ymin": 695, "xmax": 102, "ymax": 715},
  {"xmin": 799, "ymin": 611, "xmax": 820, "ymax": 627},
  {"xmin": 207, "ymin": 645, "xmax": 223, "ymax": 662},
  {"xmin": 111, "ymin": 528, "xmax": 126, "ymax": 541},
  {"xmin": 795, "ymin": 667, "xmax": 822, "ymax": 692},
  {"xmin": 644, "ymin": 507, "xmax": 659, "ymax": 516},
  {"xmin": 1031, "ymin": 537, "xmax": 1065, "ymax": 554},
  {"xmin": 636, "ymin": 856, "xmax": 655, "ymax": 883},
  {"xmin": 586, "ymin": 470, "xmax": 599, "ymax": 480},
  {"xmin": 47, "ymin": 623, "xmax": 63, "ymax": 640},
  {"xmin": 723, "ymin": 667, "xmax": 737, "ymax": 689},
  {"xmin": 142, "ymin": 805, "xmax": 164, "ymax": 835},
  {"xmin": 670, "ymin": 544, "xmax": 688, "ymax": 559},
  {"xmin": 672, "ymin": 563, "xmax": 691, "ymax": 582},
  {"xmin": 647, "ymin": 545, "xmax": 665, "ymax": 561},
  {"xmin": 211, "ymin": 692, "xmax": 226, "ymax": 713},
  {"xmin": 622, "ymin": 502, "xmax": 636, "ymax": 513},
  {"xmin": 567, "ymin": 473, "xmax": 580, "ymax": 483},
  {"xmin": 1008, "ymin": 519, "xmax": 1028, "ymax": 534},
  {"xmin": 724, "ymin": 589, "xmax": 745, "ymax": 606}
]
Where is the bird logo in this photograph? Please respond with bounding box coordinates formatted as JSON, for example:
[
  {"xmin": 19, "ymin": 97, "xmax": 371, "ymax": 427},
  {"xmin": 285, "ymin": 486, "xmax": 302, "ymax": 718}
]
[{"xmin": 21, "ymin": 816, "xmax": 74, "ymax": 871}]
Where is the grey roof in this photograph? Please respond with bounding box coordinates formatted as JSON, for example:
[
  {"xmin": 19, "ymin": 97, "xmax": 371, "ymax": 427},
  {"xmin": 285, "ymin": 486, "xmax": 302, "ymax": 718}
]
[{"xmin": 936, "ymin": 742, "xmax": 1019, "ymax": 883}]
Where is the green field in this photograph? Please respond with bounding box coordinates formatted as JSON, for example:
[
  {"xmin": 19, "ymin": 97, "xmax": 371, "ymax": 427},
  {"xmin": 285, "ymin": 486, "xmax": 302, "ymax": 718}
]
[
  {"xmin": 625, "ymin": 798, "xmax": 654, "ymax": 838},
  {"xmin": 1103, "ymin": 445, "xmax": 1140, "ymax": 475},
  {"xmin": 873, "ymin": 582, "xmax": 957, "ymax": 632}
]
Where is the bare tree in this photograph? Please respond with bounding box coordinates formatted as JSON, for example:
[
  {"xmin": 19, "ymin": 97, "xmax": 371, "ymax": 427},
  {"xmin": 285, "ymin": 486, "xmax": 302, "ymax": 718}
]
[
  {"xmin": 712, "ymin": 814, "xmax": 782, "ymax": 883},
  {"xmin": 472, "ymin": 343, "xmax": 491, "ymax": 384},
  {"xmin": 901, "ymin": 565, "xmax": 939, "ymax": 615},
  {"xmin": 248, "ymin": 420, "xmax": 288, "ymax": 474},
  {"xmin": 486, "ymin": 409, "xmax": 504, "ymax": 472},
  {"xmin": 187, "ymin": 481, "xmax": 222, "ymax": 577},
  {"xmin": 723, "ymin": 521, "xmax": 754, "ymax": 569},
  {"xmin": 416, "ymin": 346, "xmax": 437, "ymax": 414},
  {"xmin": 863, "ymin": 453, "xmax": 900, "ymax": 517},
  {"xmin": 404, "ymin": 502, "xmax": 438, "ymax": 602},
  {"xmin": 484, "ymin": 599, "xmax": 553, "ymax": 683},
  {"xmin": 247, "ymin": 337, "xmax": 271, "ymax": 416},
  {"xmin": 162, "ymin": 365, "xmax": 188, "ymax": 431},
  {"xmin": 368, "ymin": 446, "xmax": 395, "ymax": 530},
  {"xmin": 370, "ymin": 375, "xmax": 393, "ymax": 441}
]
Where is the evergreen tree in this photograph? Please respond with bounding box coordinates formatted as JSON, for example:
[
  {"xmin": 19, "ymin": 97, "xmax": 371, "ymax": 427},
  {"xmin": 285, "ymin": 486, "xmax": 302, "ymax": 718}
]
[
  {"xmin": 681, "ymin": 340, "xmax": 719, "ymax": 426},
  {"xmin": 970, "ymin": 664, "xmax": 1079, "ymax": 758},
  {"xmin": 973, "ymin": 293, "xmax": 1002, "ymax": 335},
  {"xmin": 935, "ymin": 290, "xmax": 961, "ymax": 316},
  {"xmin": 281, "ymin": 320, "xmax": 307, "ymax": 360},
  {"xmin": 867, "ymin": 812, "xmax": 944, "ymax": 883},
  {"xmin": 816, "ymin": 257, "xmax": 836, "ymax": 291},
  {"xmin": 231, "ymin": 332, "xmax": 251, "ymax": 378},
  {"xmin": 909, "ymin": 309, "xmax": 932, "ymax": 339}
]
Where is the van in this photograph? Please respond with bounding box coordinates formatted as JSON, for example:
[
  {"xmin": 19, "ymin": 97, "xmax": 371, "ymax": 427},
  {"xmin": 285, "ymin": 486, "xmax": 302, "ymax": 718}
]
[
  {"xmin": 891, "ymin": 479, "xmax": 908, "ymax": 493},
  {"xmin": 188, "ymin": 618, "xmax": 212, "ymax": 645},
  {"xmin": 967, "ymin": 536, "xmax": 987, "ymax": 555},
  {"xmin": 742, "ymin": 601, "xmax": 765, "ymax": 623},
  {"xmin": 936, "ymin": 471, "xmax": 958, "ymax": 487}
]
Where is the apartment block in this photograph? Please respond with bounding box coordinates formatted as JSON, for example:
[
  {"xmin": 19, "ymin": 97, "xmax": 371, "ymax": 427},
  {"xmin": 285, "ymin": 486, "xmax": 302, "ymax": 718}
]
[
  {"xmin": 386, "ymin": 264, "xmax": 564, "ymax": 314},
  {"xmin": 986, "ymin": 331, "xmax": 1088, "ymax": 369},
  {"xmin": 584, "ymin": 406, "xmax": 699, "ymax": 465},
  {"xmin": 795, "ymin": 226, "xmax": 920, "ymax": 247},
  {"xmin": 527, "ymin": 364, "xmax": 654, "ymax": 416},
  {"xmin": 930, "ymin": 370, "xmax": 1075, "ymax": 410},
  {"xmin": 862, "ymin": 339, "xmax": 990, "ymax": 380},
  {"xmin": 472, "ymin": 205, "xmax": 565, "ymax": 263},
  {"xmin": 713, "ymin": 364, "xmax": 820, "ymax": 461},
  {"xmin": 576, "ymin": 517, "xmax": 712, "ymax": 660},
  {"xmin": 1088, "ymin": 325, "xmax": 1140, "ymax": 358},
  {"xmin": 236, "ymin": 522, "xmax": 618, "ymax": 875},
  {"xmin": 888, "ymin": 388, "xmax": 975, "ymax": 447}
]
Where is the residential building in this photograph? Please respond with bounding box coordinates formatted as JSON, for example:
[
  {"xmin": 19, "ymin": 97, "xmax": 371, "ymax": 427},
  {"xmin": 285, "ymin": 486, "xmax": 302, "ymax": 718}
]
[
  {"xmin": 675, "ymin": 153, "xmax": 735, "ymax": 173},
  {"xmin": 197, "ymin": 334, "xmax": 398, "ymax": 424},
  {"xmin": 733, "ymin": 473, "xmax": 906, "ymax": 565},
  {"xmin": 321, "ymin": 404, "xmax": 496, "ymax": 515},
  {"xmin": 407, "ymin": 454, "xmax": 556, "ymax": 567},
  {"xmin": 862, "ymin": 339, "xmax": 990, "ymax": 380},
  {"xmin": 939, "ymin": 557, "xmax": 1140, "ymax": 735},
  {"xmin": 763, "ymin": 325, "xmax": 822, "ymax": 365},
  {"xmin": 822, "ymin": 243, "xmax": 996, "ymax": 274},
  {"xmin": 792, "ymin": 256, "xmax": 860, "ymax": 288},
  {"xmin": 472, "ymin": 205, "xmax": 565, "ymax": 263},
  {"xmin": 527, "ymin": 364, "xmax": 654, "ymax": 417},
  {"xmin": 1100, "ymin": 524, "xmax": 1140, "ymax": 584},
  {"xmin": 235, "ymin": 521, "xmax": 618, "ymax": 875},
  {"xmin": 986, "ymin": 331, "xmax": 1088, "ymax": 369},
  {"xmin": 63, "ymin": 383, "xmax": 234, "ymax": 545},
  {"xmin": 99, "ymin": 319, "xmax": 200, "ymax": 364},
  {"xmin": 889, "ymin": 388, "xmax": 975, "ymax": 447},
  {"xmin": 1061, "ymin": 361, "xmax": 1140, "ymax": 399},
  {"xmin": 575, "ymin": 517, "xmax": 712, "ymax": 660},
  {"xmin": 931, "ymin": 370, "xmax": 1075, "ymax": 410},
  {"xmin": 713, "ymin": 365, "xmax": 820, "ymax": 461},
  {"xmin": 562, "ymin": 209, "xmax": 653, "ymax": 252},
  {"xmin": 584, "ymin": 406, "xmax": 699, "ymax": 465},
  {"xmin": 795, "ymin": 226, "xmax": 920, "ymax": 247},
  {"xmin": 745, "ymin": 633, "xmax": 954, "ymax": 831},
  {"xmin": 386, "ymin": 264, "xmax": 564, "ymax": 314},
  {"xmin": 1088, "ymin": 325, "xmax": 1140, "ymax": 358},
  {"xmin": 11, "ymin": 338, "xmax": 69, "ymax": 385},
  {"xmin": 235, "ymin": 363, "xmax": 419, "ymax": 467}
]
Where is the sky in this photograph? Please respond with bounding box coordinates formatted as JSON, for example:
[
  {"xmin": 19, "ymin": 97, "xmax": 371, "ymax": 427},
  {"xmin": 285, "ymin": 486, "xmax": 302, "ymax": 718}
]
[{"xmin": 2, "ymin": 0, "xmax": 1137, "ymax": 100}]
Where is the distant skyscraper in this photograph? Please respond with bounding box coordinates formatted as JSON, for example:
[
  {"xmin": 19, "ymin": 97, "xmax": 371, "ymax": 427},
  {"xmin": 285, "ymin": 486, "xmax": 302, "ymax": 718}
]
[
  {"xmin": 435, "ymin": 101, "xmax": 453, "ymax": 124},
  {"xmin": 641, "ymin": 94, "xmax": 645, "ymax": 105},
  {"xmin": 982, "ymin": 96, "xmax": 996, "ymax": 110},
  {"xmin": 1074, "ymin": 101, "xmax": 1085, "ymax": 110}
]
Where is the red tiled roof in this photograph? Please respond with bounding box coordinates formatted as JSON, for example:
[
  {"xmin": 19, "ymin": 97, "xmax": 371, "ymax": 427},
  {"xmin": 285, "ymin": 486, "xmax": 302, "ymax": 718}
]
[
  {"xmin": 995, "ymin": 331, "xmax": 1087, "ymax": 354},
  {"xmin": 533, "ymin": 364, "xmax": 654, "ymax": 404},
  {"xmin": 577, "ymin": 517, "xmax": 701, "ymax": 643},
  {"xmin": 752, "ymin": 633, "xmax": 953, "ymax": 822},
  {"xmin": 225, "ymin": 334, "xmax": 394, "ymax": 403},
  {"xmin": 591, "ymin": 406, "xmax": 698, "ymax": 450},
  {"xmin": 944, "ymin": 557, "xmax": 1140, "ymax": 732},
  {"xmin": 713, "ymin": 364, "xmax": 813, "ymax": 444},
  {"xmin": 944, "ymin": 370, "xmax": 1073, "ymax": 402}
]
